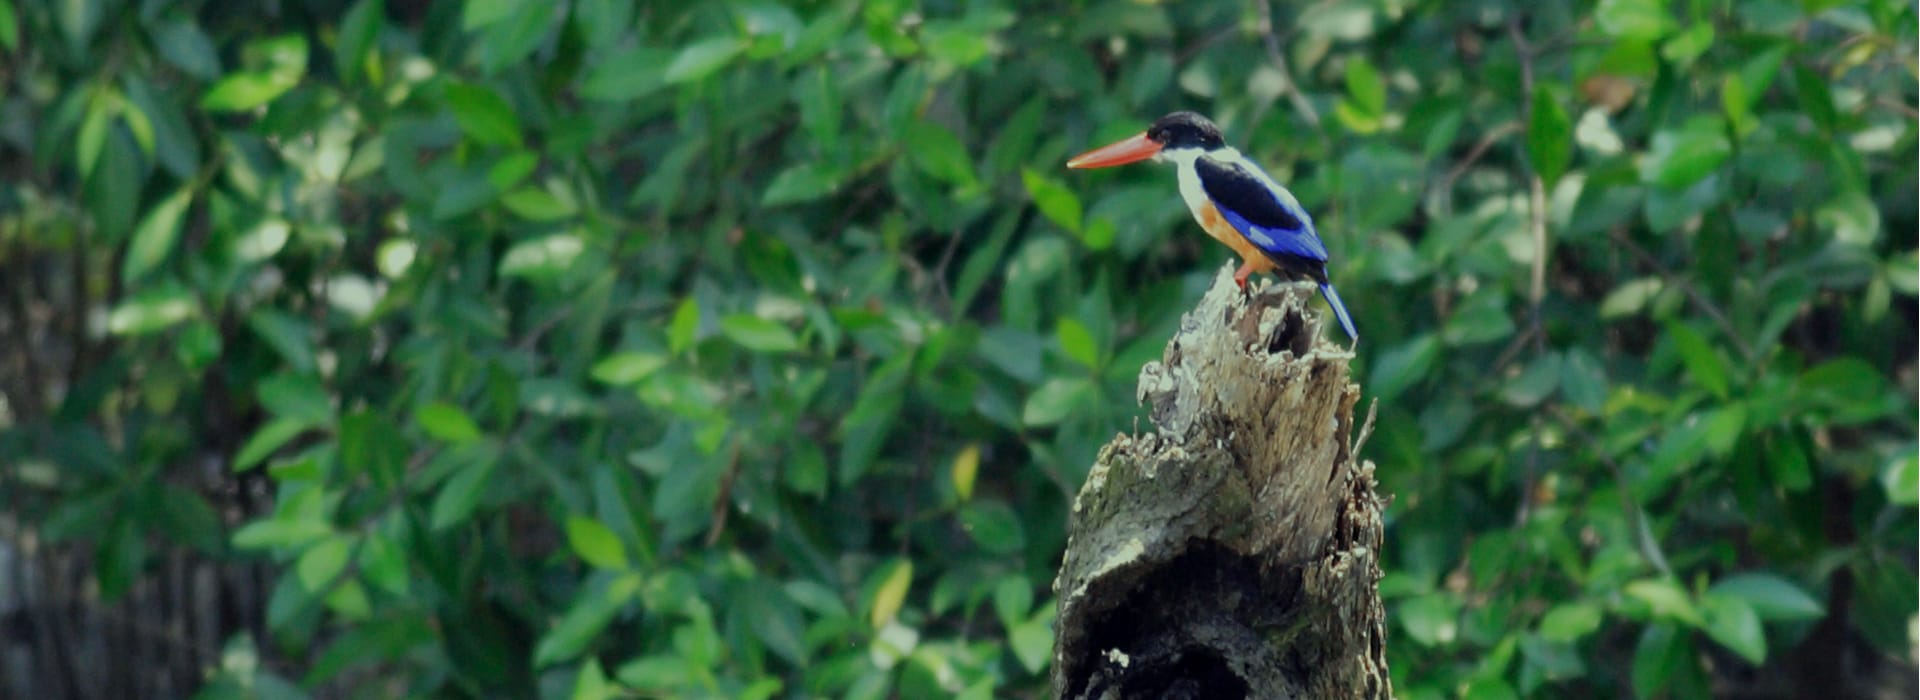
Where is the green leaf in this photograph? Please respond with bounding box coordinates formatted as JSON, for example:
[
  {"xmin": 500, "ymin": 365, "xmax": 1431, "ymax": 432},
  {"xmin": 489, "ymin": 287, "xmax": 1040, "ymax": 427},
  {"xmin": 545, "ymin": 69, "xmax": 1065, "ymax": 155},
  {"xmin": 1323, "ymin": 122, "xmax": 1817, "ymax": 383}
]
[
  {"xmin": 1600, "ymin": 277, "xmax": 1664, "ymax": 318},
  {"xmin": 1632, "ymin": 623, "xmax": 1689, "ymax": 698},
  {"xmin": 501, "ymin": 188, "xmax": 576, "ymax": 221},
  {"xmin": 76, "ymin": 96, "xmax": 109, "ymax": 179},
  {"xmin": 1797, "ymin": 357, "xmax": 1890, "ymax": 423},
  {"xmin": 235, "ymin": 219, "xmax": 291, "ymax": 263},
  {"xmin": 664, "ymin": 36, "xmax": 744, "ymax": 84},
  {"xmin": 580, "ymin": 46, "xmax": 669, "ymax": 101},
  {"xmin": 488, "ymin": 154, "xmax": 538, "ymax": 196},
  {"xmin": 199, "ymin": 35, "xmax": 307, "ymax": 111},
  {"xmin": 739, "ymin": 582, "xmax": 807, "ymax": 666},
  {"xmin": 446, "ymin": 82, "xmax": 523, "ymax": 147},
  {"xmin": 295, "ymin": 537, "xmax": 352, "ymax": 592},
  {"xmin": 1539, "ymin": 602, "xmax": 1604, "ymax": 642},
  {"xmin": 1722, "ymin": 74, "xmax": 1753, "ymax": 135},
  {"xmin": 992, "ymin": 575, "xmax": 1034, "ymax": 631},
  {"xmin": 565, "ymin": 516, "xmax": 629, "ymax": 570},
  {"xmin": 248, "ymin": 309, "xmax": 318, "ymax": 374},
  {"xmin": 334, "ymin": 0, "xmax": 383, "ymax": 82},
  {"xmin": 905, "ymin": 122, "xmax": 976, "ymax": 186},
  {"xmin": 1398, "ymin": 592, "xmax": 1460, "ymax": 647},
  {"xmin": 921, "ymin": 22, "xmax": 990, "ymax": 66},
  {"xmin": 1370, "ymin": 334, "xmax": 1440, "ymax": 402},
  {"xmin": 122, "ymin": 187, "xmax": 192, "ymax": 283},
  {"xmin": 339, "ymin": 409, "xmax": 406, "ymax": 485},
  {"xmin": 1527, "ymin": 85, "xmax": 1572, "ymax": 186},
  {"xmin": 258, "ymin": 372, "xmax": 332, "ymax": 426},
  {"xmin": 1345, "ymin": 56, "xmax": 1386, "ymax": 116},
  {"xmin": 1021, "ymin": 377, "xmax": 1092, "ymax": 427},
  {"xmin": 1596, "ymin": 0, "xmax": 1675, "ymax": 39},
  {"xmin": 416, "ymin": 402, "xmax": 483, "ymax": 444},
  {"xmin": 1816, "ymin": 190, "xmax": 1880, "ymax": 247},
  {"xmin": 499, "ymin": 233, "xmax": 584, "ymax": 280},
  {"xmin": 719, "ymin": 314, "xmax": 801, "ymax": 353},
  {"xmin": 591, "ymin": 352, "xmax": 667, "ymax": 386},
  {"xmin": 1791, "ymin": 64, "xmax": 1838, "ymax": 133},
  {"xmin": 1500, "ymin": 353, "xmax": 1562, "ymax": 407},
  {"xmin": 1640, "ymin": 119, "xmax": 1731, "ymax": 189},
  {"xmin": 1442, "ymin": 292, "xmax": 1515, "ymax": 345},
  {"xmin": 534, "ymin": 576, "xmax": 629, "ymax": 667},
  {"xmin": 1659, "ymin": 21, "xmax": 1714, "ymax": 65},
  {"xmin": 232, "ymin": 517, "xmax": 332, "ymax": 550},
  {"xmin": 1022, "ymin": 169, "xmax": 1082, "ymax": 234},
  {"xmin": 950, "ymin": 443, "xmax": 980, "ymax": 501},
  {"xmin": 357, "ymin": 533, "xmax": 408, "ymax": 596},
  {"xmin": 1710, "ymin": 573, "xmax": 1825, "ymax": 621},
  {"xmin": 429, "ymin": 447, "xmax": 497, "ymax": 530},
  {"xmin": 1625, "ymin": 578, "xmax": 1702, "ymax": 626},
  {"xmin": 1766, "ymin": 431, "xmax": 1814, "ymax": 492},
  {"xmin": 1882, "ymin": 449, "xmax": 1918, "ymax": 506},
  {"xmin": 107, "ymin": 288, "xmax": 196, "ymax": 336},
  {"xmin": 1559, "ymin": 348, "xmax": 1608, "ymax": 411},
  {"xmin": 1009, "ymin": 607, "xmax": 1054, "ymax": 674},
  {"xmin": 0, "ymin": 0, "xmax": 17, "ymax": 52},
  {"xmin": 668, "ymin": 298, "xmax": 701, "ymax": 355},
  {"xmin": 462, "ymin": 0, "xmax": 515, "ymax": 29},
  {"xmin": 1056, "ymin": 318, "xmax": 1098, "ymax": 369},
  {"xmin": 868, "ymin": 558, "xmax": 913, "ymax": 629},
  {"xmin": 571, "ymin": 659, "xmax": 611, "ymax": 700},
  {"xmin": 96, "ymin": 516, "xmax": 145, "ymax": 600},
  {"xmin": 958, "ymin": 500, "xmax": 1025, "ymax": 555},
  {"xmin": 1699, "ymin": 594, "xmax": 1765, "ymax": 664},
  {"xmin": 234, "ymin": 418, "xmax": 313, "ymax": 471},
  {"xmin": 762, "ymin": 162, "xmax": 844, "ymax": 206},
  {"xmin": 1666, "ymin": 322, "xmax": 1729, "ymax": 398},
  {"xmin": 475, "ymin": 0, "xmax": 552, "ymax": 74},
  {"xmin": 151, "ymin": 19, "xmax": 221, "ymax": 79},
  {"xmin": 149, "ymin": 484, "xmax": 223, "ymax": 554}
]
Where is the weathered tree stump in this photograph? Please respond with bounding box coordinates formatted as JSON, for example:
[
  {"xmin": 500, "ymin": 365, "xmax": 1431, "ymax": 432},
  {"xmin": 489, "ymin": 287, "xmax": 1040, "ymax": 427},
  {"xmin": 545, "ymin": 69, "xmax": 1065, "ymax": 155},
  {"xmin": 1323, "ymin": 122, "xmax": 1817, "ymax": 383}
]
[{"xmin": 1051, "ymin": 263, "xmax": 1391, "ymax": 699}]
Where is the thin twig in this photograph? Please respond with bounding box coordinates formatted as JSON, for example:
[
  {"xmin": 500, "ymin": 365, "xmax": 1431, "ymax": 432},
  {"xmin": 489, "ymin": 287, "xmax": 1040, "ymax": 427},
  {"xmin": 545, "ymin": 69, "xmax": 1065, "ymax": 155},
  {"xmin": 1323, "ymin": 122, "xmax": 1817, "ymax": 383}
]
[
  {"xmin": 705, "ymin": 441, "xmax": 743, "ymax": 547},
  {"xmin": 1547, "ymin": 405, "xmax": 1673, "ymax": 576},
  {"xmin": 1606, "ymin": 227, "xmax": 1759, "ymax": 363},
  {"xmin": 1436, "ymin": 121, "xmax": 1522, "ymax": 202},
  {"xmin": 1350, "ymin": 399, "xmax": 1380, "ymax": 458},
  {"xmin": 1509, "ymin": 17, "xmax": 1551, "ymax": 526},
  {"xmin": 1174, "ymin": 24, "xmax": 1244, "ymax": 65},
  {"xmin": 1255, "ymin": 1, "xmax": 1322, "ymax": 129}
]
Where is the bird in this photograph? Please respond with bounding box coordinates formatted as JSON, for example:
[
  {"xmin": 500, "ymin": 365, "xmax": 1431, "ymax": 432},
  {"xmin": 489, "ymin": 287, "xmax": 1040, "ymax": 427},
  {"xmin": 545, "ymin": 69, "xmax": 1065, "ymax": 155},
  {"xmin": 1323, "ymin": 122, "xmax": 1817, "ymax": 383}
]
[{"xmin": 1066, "ymin": 111, "xmax": 1356, "ymax": 340}]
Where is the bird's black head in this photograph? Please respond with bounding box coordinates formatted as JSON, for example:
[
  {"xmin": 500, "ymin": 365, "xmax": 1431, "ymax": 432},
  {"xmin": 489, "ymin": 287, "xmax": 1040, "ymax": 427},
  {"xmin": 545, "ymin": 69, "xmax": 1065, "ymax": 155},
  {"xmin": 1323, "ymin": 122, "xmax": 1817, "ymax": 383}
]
[{"xmin": 1146, "ymin": 111, "xmax": 1225, "ymax": 151}]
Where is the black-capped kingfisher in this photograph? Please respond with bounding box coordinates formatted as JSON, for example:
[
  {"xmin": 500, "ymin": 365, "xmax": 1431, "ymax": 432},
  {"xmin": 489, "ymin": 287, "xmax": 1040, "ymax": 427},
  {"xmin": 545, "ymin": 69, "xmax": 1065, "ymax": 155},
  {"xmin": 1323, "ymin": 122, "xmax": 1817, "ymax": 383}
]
[{"xmin": 1067, "ymin": 111, "xmax": 1357, "ymax": 340}]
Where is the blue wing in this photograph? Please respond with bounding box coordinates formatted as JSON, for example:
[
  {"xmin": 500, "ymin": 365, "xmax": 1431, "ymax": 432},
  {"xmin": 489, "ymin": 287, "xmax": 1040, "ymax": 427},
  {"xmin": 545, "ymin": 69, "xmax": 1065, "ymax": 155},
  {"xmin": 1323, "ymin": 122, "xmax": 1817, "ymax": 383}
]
[
  {"xmin": 1196, "ymin": 155, "xmax": 1358, "ymax": 339},
  {"xmin": 1194, "ymin": 156, "xmax": 1327, "ymax": 265}
]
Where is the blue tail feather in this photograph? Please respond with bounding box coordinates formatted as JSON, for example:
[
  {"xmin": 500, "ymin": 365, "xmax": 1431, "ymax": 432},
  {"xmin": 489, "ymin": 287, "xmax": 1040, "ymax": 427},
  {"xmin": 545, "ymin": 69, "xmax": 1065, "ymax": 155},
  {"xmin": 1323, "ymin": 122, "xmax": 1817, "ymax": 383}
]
[{"xmin": 1318, "ymin": 283, "xmax": 1357, "ymax": 341}]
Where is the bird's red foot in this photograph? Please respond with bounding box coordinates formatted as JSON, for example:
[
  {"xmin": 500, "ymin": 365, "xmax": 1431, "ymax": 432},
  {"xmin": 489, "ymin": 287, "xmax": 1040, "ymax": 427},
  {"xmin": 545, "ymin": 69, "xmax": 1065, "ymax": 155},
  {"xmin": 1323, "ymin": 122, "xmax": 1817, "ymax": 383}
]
[{"xmin": 1232, "ymin": 262, "xmax": 1255, "ymax": 292}]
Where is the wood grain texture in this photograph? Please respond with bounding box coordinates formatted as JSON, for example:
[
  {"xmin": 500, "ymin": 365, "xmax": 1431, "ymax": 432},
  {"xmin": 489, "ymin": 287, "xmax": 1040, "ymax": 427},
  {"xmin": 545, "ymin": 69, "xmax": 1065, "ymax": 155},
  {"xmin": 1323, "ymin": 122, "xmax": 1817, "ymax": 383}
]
[{"xmin": 1052, "ymin": 262, "xmax": 1390, "ymax": 699}]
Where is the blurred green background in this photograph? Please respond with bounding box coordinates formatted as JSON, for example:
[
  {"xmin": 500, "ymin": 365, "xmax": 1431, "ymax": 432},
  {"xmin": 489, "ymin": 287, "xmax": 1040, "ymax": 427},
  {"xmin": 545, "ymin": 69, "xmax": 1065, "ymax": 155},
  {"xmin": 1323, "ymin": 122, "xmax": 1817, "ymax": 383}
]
[{"xmin": 0, "ymin": 0, "xmax": 1914, "ymax": 697}]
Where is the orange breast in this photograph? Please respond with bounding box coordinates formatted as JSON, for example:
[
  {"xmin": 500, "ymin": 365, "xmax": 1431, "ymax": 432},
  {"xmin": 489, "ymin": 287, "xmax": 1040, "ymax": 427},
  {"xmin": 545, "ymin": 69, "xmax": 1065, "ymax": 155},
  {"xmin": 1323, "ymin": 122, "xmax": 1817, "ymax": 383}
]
[{"xmin": 1195, "ymin": 201, "xmax": 1275, "ymax": 274}]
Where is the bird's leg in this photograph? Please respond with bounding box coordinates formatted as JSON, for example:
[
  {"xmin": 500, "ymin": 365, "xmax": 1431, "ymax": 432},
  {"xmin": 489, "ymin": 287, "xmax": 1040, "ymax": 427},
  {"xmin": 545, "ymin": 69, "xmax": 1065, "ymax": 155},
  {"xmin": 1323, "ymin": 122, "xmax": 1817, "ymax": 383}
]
[{"xmin": 1233, "ymin": 259, "xmax": 1257, "ymax": 292}]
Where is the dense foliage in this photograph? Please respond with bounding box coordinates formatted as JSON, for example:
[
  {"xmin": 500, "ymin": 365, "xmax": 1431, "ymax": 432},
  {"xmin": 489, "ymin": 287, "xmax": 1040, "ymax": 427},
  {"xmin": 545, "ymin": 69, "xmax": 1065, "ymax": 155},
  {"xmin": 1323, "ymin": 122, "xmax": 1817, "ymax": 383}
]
[{"xmin": 1, "ymin": 0, "xmax": 1914, "ymax": 697}]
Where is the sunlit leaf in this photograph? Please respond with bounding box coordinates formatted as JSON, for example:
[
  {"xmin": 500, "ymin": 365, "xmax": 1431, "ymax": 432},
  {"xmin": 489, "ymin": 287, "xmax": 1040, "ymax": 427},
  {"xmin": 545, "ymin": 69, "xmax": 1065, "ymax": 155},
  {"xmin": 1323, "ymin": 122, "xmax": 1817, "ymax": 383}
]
[
  {"xmin": 664, "ymin": 36, "xmax": 743, "ymax": 84},
  {"xmin": 719, "ymin": 314, "xmax": 801, "ymax": 353},
  {"xmin": 122, "ymin": 187, "xmax": 192, "ymax": 283},
  {"xmin": 565, "ymin": 516, "xmax": 629, "ymax": 571},
  {"xmin": 869, "ymin": 559, "xmax": 913, "ymax": 629}
]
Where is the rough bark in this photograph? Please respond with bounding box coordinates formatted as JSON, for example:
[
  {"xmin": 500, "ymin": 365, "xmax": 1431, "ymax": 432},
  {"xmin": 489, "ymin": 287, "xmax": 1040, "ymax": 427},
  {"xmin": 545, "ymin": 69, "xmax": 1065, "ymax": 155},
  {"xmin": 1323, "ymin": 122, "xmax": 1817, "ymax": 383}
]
[{"xmin": 1051, "ymin": 263, "xmax": 1391, "ymax": 700}]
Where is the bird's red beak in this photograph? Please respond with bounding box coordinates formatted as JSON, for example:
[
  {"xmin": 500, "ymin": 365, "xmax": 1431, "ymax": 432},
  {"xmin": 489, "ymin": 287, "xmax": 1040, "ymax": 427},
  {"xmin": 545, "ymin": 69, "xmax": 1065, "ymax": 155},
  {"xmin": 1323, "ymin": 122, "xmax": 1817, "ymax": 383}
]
[{"xmin": 1066, "ymin": 132, "xmax": 1161, "ymax": 169}]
